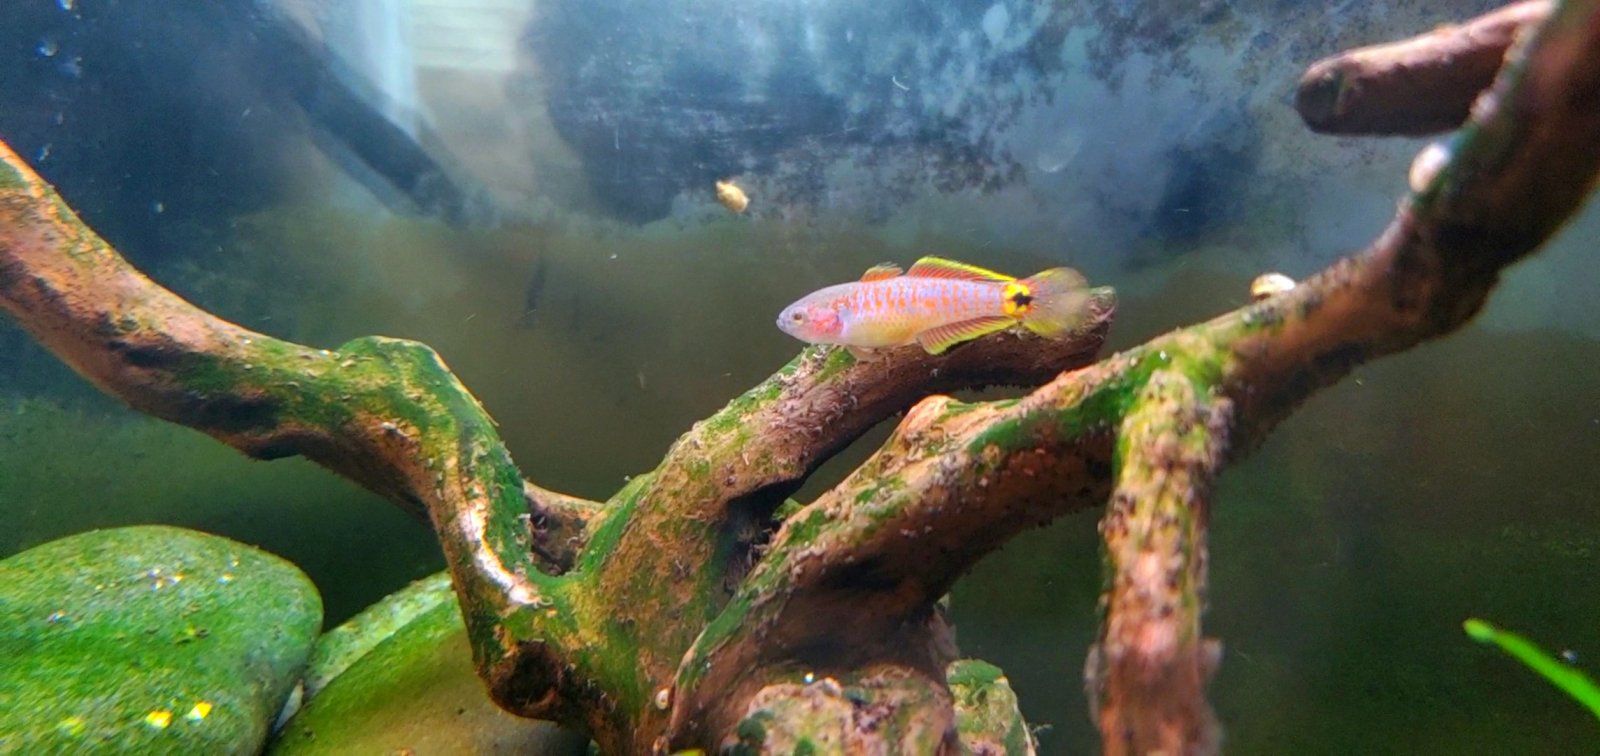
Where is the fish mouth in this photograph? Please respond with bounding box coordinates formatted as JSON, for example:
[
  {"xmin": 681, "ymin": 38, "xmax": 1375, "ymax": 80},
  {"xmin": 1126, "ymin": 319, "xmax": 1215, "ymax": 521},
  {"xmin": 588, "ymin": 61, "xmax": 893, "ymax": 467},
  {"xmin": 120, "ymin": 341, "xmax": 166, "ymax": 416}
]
[{"xmin": 775, "ymin": 306, "xmax": 800, "ymax": 337}]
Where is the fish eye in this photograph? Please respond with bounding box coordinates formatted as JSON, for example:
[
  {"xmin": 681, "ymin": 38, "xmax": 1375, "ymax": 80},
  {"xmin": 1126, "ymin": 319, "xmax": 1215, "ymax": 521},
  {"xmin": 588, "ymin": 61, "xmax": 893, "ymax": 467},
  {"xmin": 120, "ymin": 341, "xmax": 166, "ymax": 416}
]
[{"xmin": 791, "ymin": 311, "xmax": 805, "ymax": 322}]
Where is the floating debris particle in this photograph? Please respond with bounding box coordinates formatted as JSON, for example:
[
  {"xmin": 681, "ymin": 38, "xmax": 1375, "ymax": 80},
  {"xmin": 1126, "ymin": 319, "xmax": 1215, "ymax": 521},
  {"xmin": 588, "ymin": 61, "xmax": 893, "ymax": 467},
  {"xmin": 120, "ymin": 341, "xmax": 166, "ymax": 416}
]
[
  {"xmin": 1250, "ymin": 272, "xmax": 1297, "ymax": 301},
  {"xmin": 144, "ymin": 710, "xmax": 173, "ymax": 729},
  {"xmin": 186, "ymin": 701, "xmax": 212, "ymax": 721},
  {"xmin": 715, "ymin": 180, "xmax": 750, "ymax": 214}
]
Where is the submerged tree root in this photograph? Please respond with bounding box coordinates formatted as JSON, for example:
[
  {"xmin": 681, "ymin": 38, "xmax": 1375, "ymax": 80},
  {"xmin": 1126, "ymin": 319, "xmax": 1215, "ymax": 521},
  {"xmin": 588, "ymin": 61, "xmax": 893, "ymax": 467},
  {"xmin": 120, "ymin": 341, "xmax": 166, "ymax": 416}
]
[
  {"xmin": 1296, "ymin": 0, "xmax": 1553, "ymax": 135},
  {"xmin": 2, "ymin": 0, "xmax": 1598, "ymax": 752}
]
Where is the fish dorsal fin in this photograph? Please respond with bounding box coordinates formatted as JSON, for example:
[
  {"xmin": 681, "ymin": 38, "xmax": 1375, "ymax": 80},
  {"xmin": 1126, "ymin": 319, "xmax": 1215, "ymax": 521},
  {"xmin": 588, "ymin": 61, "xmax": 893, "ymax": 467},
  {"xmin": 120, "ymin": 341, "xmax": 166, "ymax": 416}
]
[
  {"xmin": 906, "ymin": 256, "xmax": 1014, "ymax": 282},
  {"xmin": 915, "ymin": 316, "xmax": 1014, "ymax": 355},
  {"xmin": 860, "ymin": 263, "xmax": 903, "ymax": 282}
]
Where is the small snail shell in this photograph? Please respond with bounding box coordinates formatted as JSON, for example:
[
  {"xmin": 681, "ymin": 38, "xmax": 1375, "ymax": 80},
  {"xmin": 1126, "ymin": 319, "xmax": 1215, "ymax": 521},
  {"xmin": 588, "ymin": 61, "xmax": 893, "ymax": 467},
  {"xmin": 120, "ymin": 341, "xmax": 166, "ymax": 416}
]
[
  {"xmin": 1408, "ymin": 141, "xmax": 1451, "ymax": 194},
  {"xmin": 715, "ymin": 180, "xmax": 750, "ymax": 213},
  {"xmin": 1250, "ymin": 272, "xmax": 1297, "ymax": 301}
]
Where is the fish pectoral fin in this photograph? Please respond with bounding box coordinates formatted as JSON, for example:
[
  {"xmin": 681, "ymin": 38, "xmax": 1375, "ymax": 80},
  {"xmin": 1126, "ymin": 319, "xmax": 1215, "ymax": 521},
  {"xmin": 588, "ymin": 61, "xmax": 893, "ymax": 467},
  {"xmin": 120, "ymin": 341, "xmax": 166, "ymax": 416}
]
[
  {"xmin": 846, "ymin": 345, "xmax": 883, "ymax": 362},
  {"xmin": 860, "ymin": 263, "xmax": 904, "ymax": 282},
  {"xmin": 905, "ymin": 256, "xmax": 1014, "ymax": 282},
  {"xmin": 915, "ymin": 316, "xmax": 1015, "ymax": 354}
]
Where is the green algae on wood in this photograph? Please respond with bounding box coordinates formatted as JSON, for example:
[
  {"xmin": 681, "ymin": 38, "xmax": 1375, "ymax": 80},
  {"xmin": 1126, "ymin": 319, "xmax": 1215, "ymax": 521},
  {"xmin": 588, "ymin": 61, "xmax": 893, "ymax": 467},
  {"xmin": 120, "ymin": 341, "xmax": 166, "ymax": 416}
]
[
  {"xmin": 0, "ymin": 526, "xmax": 321, "ymax": 754},
  {"xmin": 0, "ymin": 154, "xmax": 24, "ymax": 190},
  {"xmin": 947, "ymin": 660, "xmax": 1035, "ymax": 755},
  {"xmin": 271, "ymin": 579, "xmax": 587, "ymax": 755},
  {"xmin": 3, "ymin": 126, "xmax": 1118, "ymax": 750},
  {"xmin": 728, "ymin": 666, "xmax": 951, "ymax": 754},
  {"xmin": 5, "ymin": 6, "xmax": 1596, "ymax": 746}
]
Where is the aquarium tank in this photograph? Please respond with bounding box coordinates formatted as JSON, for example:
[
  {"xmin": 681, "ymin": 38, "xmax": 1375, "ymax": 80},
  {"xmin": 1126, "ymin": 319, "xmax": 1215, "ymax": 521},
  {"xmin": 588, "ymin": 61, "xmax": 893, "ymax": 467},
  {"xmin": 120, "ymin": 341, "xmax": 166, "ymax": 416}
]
[{"xmin": 1, "ymin": 0, "xmax": 1598, "ymax": 753}]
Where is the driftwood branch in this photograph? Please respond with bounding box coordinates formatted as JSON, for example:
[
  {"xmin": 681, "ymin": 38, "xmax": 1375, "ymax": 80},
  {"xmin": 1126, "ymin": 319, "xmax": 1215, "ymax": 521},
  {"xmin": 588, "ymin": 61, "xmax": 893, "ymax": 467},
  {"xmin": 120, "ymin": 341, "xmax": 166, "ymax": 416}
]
[
  {"xmin": 0, "ymin": 148, "xmax": 580, "ymax": 718},
  {"xmin": 0, "ymin": 135, "xmax": 1111, "ymax": 750},
  {"xmin": 1088, "ymin": 0, "xmax": 1600, "ymax": 748},
  {"xmin": 500, "ymin": 308, "xmax": 1115, "ymax": 749},
  {"xmin": 1, "ymin": 0, "xmax": 1596, "ymax": 752},
  {"xmin": 679, "ymin": 0, "xmax": 1600, "ymax": 749},
  {"xmin": 1297, "ymin": 0, "xmax": 1552, "ymax": 135}
]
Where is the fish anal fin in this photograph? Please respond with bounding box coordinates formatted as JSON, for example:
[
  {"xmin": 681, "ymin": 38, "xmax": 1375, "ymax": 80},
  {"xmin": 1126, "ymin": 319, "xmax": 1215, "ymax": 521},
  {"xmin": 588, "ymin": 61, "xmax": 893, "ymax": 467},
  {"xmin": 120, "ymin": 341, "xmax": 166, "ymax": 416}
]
[
  {"xmin": 906, "ymin": 256, "xmax": 1014, "ymax": 282},
  {"xmin": 915, "ymin": 316, "xmax": 1014, "ymax": 354},
  {"xmin": 860, "ymin": 263, "xmax": 903, "ymax": 282}
]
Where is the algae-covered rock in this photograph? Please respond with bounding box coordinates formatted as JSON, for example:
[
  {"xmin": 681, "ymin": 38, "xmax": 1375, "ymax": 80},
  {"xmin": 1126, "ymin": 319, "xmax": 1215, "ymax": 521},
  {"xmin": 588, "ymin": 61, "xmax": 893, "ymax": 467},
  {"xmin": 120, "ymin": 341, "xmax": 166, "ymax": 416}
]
[
  {"xmin": 0, "ymin": 525, "xmax": 322, "ymax": 754},
  {"xmin": 299, "ymin": 570, "xmax": 456, "ymax": 699},
  {"xmin": 271, "ymin": 571, "xmax": 588, "ymax": 755}
]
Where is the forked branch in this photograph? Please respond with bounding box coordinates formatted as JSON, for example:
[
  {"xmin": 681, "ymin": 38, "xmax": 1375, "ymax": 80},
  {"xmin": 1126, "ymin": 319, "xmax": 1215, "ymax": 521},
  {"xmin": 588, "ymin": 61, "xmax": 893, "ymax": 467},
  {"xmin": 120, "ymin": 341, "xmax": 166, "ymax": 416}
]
[
  {"xmin": 0, "ymin": 0, "xmax": 1595, "ymax": 752},
  {"xmin": 0, "ymin": 140, "xmax": 1113, "ymax": 750},
  {"xmin": 1297, "ymin": 0, "xmax": 1553, "ymax": 135},
  {"xmin": 674, "ymin": 0, "xmax": 1600, "ymax": 750}
]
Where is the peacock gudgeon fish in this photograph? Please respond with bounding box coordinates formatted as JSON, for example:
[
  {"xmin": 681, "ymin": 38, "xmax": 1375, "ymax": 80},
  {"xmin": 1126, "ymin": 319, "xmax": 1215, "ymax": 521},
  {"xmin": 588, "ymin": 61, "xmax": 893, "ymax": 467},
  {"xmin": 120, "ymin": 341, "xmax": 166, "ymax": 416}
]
[{"xmin": 777, "ymin": 256, "xmax": 1107, "ymax": 355}]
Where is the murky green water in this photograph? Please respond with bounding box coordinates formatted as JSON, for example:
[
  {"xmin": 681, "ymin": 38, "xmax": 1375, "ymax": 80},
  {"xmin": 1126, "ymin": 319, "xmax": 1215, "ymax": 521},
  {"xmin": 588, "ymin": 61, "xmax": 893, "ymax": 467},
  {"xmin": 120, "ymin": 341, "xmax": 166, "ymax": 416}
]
[{"xmin": 4, "ymin": 0, "xmax": 1600, "ymax": 751}]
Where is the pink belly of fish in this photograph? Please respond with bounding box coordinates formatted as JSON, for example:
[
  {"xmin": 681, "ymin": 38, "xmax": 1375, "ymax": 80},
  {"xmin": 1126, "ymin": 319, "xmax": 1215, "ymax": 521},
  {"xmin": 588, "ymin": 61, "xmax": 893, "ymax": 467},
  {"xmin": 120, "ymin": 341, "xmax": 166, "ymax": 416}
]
[{"xmin": 839, "ymin": 279, "xmax": 1002, "ymax": 347}]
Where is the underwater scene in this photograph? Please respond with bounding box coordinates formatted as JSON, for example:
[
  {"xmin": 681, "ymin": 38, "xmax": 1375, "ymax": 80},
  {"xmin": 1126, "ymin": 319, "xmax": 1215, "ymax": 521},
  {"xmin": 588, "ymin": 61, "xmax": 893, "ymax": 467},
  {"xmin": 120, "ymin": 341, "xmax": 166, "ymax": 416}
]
[{"xmin": 2, "ymin": 0, "xmax": 1599, "ymax": 753}]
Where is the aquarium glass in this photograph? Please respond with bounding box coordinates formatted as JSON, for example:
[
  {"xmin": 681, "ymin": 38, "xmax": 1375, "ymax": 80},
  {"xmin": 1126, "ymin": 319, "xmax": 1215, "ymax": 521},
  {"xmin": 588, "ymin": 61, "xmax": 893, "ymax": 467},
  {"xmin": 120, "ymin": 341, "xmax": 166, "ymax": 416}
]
[{"xmin": 2, "ymin": 0, "xmax": 1598, "ymax": 751}]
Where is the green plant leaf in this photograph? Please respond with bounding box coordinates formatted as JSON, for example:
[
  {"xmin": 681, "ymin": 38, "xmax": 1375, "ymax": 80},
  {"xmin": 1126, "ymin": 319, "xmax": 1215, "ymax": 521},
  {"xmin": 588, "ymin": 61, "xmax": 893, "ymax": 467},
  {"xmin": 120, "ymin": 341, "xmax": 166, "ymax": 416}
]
[{"xmin": 1464, "ymin": 618, "xmax": 1600, "ymax": 720}]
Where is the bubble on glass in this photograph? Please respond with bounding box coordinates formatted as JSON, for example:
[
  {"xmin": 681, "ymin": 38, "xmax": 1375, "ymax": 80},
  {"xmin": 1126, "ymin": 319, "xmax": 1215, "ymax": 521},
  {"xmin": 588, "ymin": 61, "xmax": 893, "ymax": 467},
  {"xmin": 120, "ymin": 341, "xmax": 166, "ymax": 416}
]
[
  {"xmin": 1034, "ymin": 129, "xmax": 1086, "ymax": 175},
  {"xmin": 57, "ymin": 0, "xmax": 75, "ymax": 11},
  {"xmin": 37, "ymin": 38, "xmax": 59, "ymax": 58}
]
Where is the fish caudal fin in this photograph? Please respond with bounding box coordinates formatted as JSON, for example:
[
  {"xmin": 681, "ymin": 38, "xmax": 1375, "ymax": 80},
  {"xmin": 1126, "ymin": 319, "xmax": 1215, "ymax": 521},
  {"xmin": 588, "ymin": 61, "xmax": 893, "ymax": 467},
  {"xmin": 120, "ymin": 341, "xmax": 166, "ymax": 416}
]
[{"xmin": 1009, "ymin": 267, "xmax": 1092, "ymax": 339}]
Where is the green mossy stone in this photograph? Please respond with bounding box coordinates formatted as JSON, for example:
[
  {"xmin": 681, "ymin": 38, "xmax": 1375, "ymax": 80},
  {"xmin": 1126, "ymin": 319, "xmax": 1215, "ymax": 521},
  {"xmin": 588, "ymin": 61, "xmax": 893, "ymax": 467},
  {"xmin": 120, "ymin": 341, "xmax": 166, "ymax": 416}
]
[
  {"xmin": 299, "ymin": 571, "xmax": 455, "ymax": 699},
  {"xmin": 270, "ymin": 571, "xmax": 588, "ymax": 755},
  {"xmin": 0, "ymin": 525, "xmax": 322, "ymax": 754}
]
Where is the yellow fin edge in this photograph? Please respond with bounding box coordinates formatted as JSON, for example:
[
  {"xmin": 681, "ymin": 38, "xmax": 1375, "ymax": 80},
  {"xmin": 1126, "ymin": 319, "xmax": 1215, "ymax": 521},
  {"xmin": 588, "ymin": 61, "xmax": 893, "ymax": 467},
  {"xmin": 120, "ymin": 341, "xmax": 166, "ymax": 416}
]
[
  {"xmin": 915, "ymin": 316, "xmax": 1014, "ymax": 354},
  {"xmin": 906, "ymin": 256, "xmax": 1014, "ymax": 282}
]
